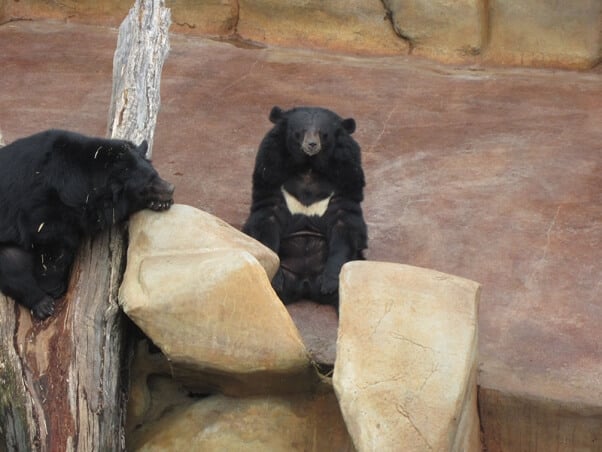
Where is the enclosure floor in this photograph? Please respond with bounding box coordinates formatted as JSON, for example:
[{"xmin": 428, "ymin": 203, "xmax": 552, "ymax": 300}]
[{"xmin": 1, "ymin": 19, "xmax": 601, "ymax": 438}]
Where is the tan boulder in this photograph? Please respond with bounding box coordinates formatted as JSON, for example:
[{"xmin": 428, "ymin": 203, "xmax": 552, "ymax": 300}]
[
  {"xmin": 333, "ymin": 261, "xmax": 481, "ymax": 452},
  {"xmin": 486, "ymin": 0, "xmax": 602, "ymax": 69},
  {"xmin": 128, "ymin": 388, "xmax": 354, "ymax": 452},
  {"xmin": 237, "ymin": 0, "xmax": 408, "ymax": 56},
  {"xmin": 125, "ymin": 204, "xmax": 279, "ymax": 278},
  {"xmin": 119, "ymin": 205, "xmax": 316, "ymax": 396},
  {"xmin": 383, "ymin": 0, "xmax": 485, "ymax": 62},
  {"xmin": 126, "ymin": 339, "xmax": 192, "ymax": 435}
]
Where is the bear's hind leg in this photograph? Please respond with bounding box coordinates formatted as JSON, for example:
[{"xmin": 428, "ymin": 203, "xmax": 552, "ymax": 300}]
[
  {"xmin": 272, "ymin": 266, "xmax": 306, "ymax": 304},
  {"xmin": 0, "ymin": 246, "xmax": 55, "ymax": 319},
  {"xmin": 34, "ymin": 244, "xmax": 76, "ymax": 299}
]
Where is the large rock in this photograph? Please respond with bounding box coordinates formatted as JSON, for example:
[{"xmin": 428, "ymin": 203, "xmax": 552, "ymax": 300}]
[
  {"xmin": 128, "ymin": 389, "xmax": 355, "ymax": 451},
  {"xmin": 383, "ymin": 0, "xmax": 485, "ymax": 62},
  {"xmin": 333, "ymin": 262, "xmax": 481, "ymax": 452},
  {"xmin": 119, "ymin": 205, "xmax": 317, "ymax": 396},
  {"xmin": 237, "ymin": 0, "xmax": 408, "ymax": 56},
  {"xmin": 486, "ymin": 0, "xmax": 602, "ymax": 69},
  {"xmin": 124, "ymin": 203, "xmax": 279, "ymax": 278}
]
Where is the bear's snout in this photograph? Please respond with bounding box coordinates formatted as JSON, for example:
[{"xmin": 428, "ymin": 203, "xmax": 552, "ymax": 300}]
[
  {"xmin": 302, "ymin": 130, "xmax": 321, "ymax": 156},
  {"xmin": 147, "ymin": 178, "xmax": 175, "ymax": 211}
]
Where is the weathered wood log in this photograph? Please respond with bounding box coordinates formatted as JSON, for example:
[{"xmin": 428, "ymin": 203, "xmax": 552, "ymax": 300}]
[
  {"xmin": 0, "ymin": 1, "xmax": 171, "ymax": 450},
  {"xmin": 108, "ymin": 0, "xmax": 171, "ymax": 154}
]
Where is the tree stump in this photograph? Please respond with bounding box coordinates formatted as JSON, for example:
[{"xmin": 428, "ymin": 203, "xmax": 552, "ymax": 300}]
[{"xmin": 0, "ymin": 1, "xmax": 171, "ymax": 450}]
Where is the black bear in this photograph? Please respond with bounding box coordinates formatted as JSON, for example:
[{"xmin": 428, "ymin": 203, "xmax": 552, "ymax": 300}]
[
  {"xmin": 243, "ymin": 106, "xmax": 367, "ymax": 308},
  {"xmin": 0, "ymin": 129, "xmax": 174, "ymax": 319}
]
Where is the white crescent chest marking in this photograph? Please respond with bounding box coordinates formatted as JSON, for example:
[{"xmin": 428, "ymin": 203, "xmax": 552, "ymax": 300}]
[{"xmin": 281, "ymin": 187, "xmax": 333, "ymax": 217}]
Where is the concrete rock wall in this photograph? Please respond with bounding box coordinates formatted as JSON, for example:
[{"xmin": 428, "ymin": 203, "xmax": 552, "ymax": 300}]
[{"xmin": 1, "ymin": 0, "xmax": 600, "ymax": 68}]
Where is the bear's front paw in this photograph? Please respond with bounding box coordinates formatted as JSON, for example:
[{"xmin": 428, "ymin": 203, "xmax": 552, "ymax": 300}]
[
  {"xmin": 32, "ymin": 296, "xmax": 55, "ymax": 320},
  {"xmin": 319, "ymin": 273, "xmax": 339, "ymax": 295}
]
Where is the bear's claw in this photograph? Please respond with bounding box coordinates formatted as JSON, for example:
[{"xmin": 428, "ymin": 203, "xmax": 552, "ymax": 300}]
[{"xmin": 32, "ymin": 296, "xmax": 55, "ymax": 320}]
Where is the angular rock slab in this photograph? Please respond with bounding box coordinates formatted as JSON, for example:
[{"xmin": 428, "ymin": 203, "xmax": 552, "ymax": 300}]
[
  {"xmin": 128, "ymin": 389, "xmax": 354, "ymax": 451},
  {"xmin": 120, "ymin": 205, "xmax": 316, "ymax": 396},
  {"xmin": 333, "ymin": 261, "xmax": 481, "ymax": 452},
  {"xmin": 125, "ymin": 203, "xmax": 279, "ymax": 278}
]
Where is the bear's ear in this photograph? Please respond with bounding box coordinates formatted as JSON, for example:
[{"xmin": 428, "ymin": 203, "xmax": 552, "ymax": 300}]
[
  {"xmin": 341, "ymin": 118, "xmax": 356, "ymax": 134},
  {"xmin": 136, "ymin": 140, "xmax": 149, "ymax": 158},
  {"xmin": 269, "ymin": 106, "xmax": 285, "ymax": 124}
]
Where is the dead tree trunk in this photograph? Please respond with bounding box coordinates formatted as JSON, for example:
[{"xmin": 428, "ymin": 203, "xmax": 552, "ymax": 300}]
[{"xmin": 0, "ymin": 2, "xmax": 171, "ymax": 450}]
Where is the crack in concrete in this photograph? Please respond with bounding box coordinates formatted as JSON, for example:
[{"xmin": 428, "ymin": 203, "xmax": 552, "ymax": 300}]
[
  {"xmin": 217, "ymin": 59, "xmax": 259, "ymax": 96},
  {"xmin": 419, "ymin": 361, "xmax": 439, "ymax": 391},
  {"xmin": 390, "ymin": 332, "xmax": 435, "ymax": 353},
  {"xmin": 370, "ymin": 299, "xmax": 394, "ymax": 337},
  {"xmin": 396, "ymin": 402, "xmax": 433, "ymax": 450},
  {"xmin": 368, "ymin": 104, "xmax": 398, "ymax": 154},
  {"xmin": 174, "ymin": 21, "xmax": 196, "ymax": 29},
  {"xmin": 526, "ymin": 205, "xmax": 561, "ymax": 287}
]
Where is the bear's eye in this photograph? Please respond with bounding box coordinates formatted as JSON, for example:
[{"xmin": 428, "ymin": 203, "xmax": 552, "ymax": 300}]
[
  {"xmin": 322, "ymin": 133, "xmax": 329, "ymax": 140},
  {"xmin": 294, "ymin": 132, "xmax": 301, "ymax": 140}
]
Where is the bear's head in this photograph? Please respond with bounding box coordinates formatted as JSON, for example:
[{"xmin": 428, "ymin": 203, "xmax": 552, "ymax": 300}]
[
  {"xmin": 115, "ymin": 140, "xmax": 175, "ymax": 213},
  {"xmin": 269, "ymin": 106, "xmax": 356, "ymax": 158}
]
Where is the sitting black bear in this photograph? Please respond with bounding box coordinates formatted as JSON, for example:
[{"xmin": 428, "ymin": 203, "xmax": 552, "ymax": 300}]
[
  {"xmin": 0, "ymin": 129, "xmax": 174, "ymax": 319},
  {"xmin": 243, "ymin": 106, "xmax": 367, "ymax": 308}
]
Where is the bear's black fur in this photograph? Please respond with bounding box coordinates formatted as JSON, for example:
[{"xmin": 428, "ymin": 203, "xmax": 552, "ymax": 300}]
[
  {"xmin": 0, "ymin": 129, "xmax": 174, "ymax": 319},
  {"xmin": 243, "ymin": 106, "xmax": 367, "ymax": 308}
]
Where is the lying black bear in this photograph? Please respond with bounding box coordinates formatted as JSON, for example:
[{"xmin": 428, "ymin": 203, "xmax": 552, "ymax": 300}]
[
  {"xmin": 243, "ymin": 106, "xmax": 367, "ymax": 308},
  {"xmin": 0, "ymin": 129, "xmax": 174, "ymax": 319}
]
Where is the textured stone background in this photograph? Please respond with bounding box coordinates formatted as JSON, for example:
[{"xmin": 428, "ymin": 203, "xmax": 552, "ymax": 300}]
[
  {"xmin": 0, "ymin": 1, "xmax": 601, "ymax": 449},
  {"xmin": 1, "ymin": 0, "xmax": 600, "ymax": 68}
]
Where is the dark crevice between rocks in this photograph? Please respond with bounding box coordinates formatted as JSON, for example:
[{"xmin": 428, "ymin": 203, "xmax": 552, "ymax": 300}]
[
  {"xmin": 173, "ymin": 21, "xmax": 196, "ymax": 30},
  {"xmin": 211, "ymin": 34, "xmax": 266, "ymax": 50},
  {"xmin": 231, "ymin": 0, "xmax": 240, "ymax": 33},
  {"xmin": 314, "ymin": 362, "xmax": 334, "ymax": 378},
  {"xmin": 480, "ymin": 0, "xmax": 492, "ymax": 57},
  {"xmin": 214, "ymin": 0, "xmax": 266, "ymax": 51},
  {"xmin": 379, "ymin": 0, "xmax": 414, "ymax": 54},
  {"xmin": 0, "ymin": 17, "xmax": 33, "ymax": 26}
]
